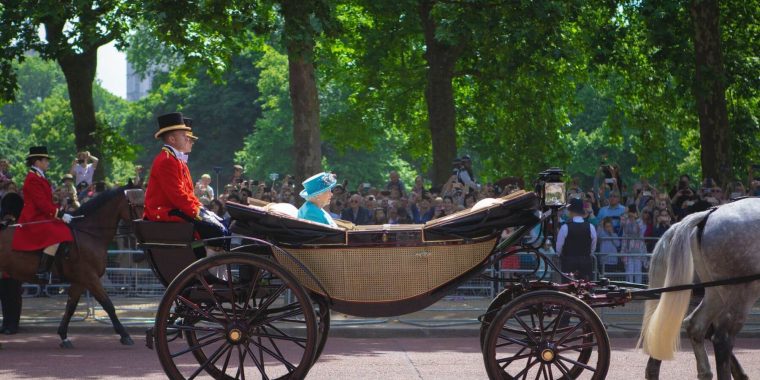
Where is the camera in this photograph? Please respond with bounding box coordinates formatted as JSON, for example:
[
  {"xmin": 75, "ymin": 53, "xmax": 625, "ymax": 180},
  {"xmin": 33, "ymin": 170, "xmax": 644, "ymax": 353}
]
[
  {"xmin": 642, "ymin": 191, "xmax": 651, "ymax": 197},
  {"xmin": 269, "ymin": 173, "xmax": 279, "ymax": 181},
  {"xmin": 77, "ymin": 159, "xmax": 84, "ymax": 164},
  {"xmin": 212, "ymin": 166, "xmax": 222, "ymax": 174},
  {"xmin": 362, "ymin": 183, "xmax": 370, "ymax": 189},
  {"xmin": 604, "ymin": 178, "xmax": 615, "ymax": 184}
]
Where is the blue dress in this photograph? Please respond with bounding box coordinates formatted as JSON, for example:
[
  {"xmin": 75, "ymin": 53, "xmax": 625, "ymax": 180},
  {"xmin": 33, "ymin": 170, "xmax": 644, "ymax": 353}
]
[{"xmin": 298, "ymin": 201, "xmax": 337, "ymax": 227}]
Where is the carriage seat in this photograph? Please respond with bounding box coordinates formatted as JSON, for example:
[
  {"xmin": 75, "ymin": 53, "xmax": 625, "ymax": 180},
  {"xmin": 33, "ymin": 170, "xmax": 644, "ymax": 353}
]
[{"xmin": 133, "ymin": 220, "xmax": 198, "ymax": 286}]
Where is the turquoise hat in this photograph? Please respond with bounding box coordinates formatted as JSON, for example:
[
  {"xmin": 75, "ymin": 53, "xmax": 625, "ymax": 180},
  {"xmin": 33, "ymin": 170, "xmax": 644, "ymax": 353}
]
[{"xmin": 299, "ymin": 172, "xmax": 337, "ymax": 199}]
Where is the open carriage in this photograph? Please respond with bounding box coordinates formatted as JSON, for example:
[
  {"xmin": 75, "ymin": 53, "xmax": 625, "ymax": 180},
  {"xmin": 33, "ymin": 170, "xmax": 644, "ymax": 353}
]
[{"xmin": 134, "ymin": 169, "xmax": 632, "ymax": 379}]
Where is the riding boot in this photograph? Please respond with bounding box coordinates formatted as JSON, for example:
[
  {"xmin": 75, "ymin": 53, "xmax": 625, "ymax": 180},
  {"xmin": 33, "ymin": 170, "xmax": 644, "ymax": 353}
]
[
  {"xmin": 35, "ymin": 254, "xmax": 55, "ymax": 280},
  {"xmin": 56, "ymin": 242, "xmax": 70, "ymax": 258}
]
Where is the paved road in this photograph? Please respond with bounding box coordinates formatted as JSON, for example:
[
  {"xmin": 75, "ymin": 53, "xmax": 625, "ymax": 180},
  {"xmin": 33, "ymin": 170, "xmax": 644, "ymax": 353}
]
[{"xmin": 1, "ymin": 333, "xmax": 758, "ymax": 379}]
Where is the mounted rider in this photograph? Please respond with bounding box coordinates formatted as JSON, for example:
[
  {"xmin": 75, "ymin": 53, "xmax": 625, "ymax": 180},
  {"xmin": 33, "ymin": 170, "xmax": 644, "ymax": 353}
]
[
  {"xmin": 143, "ymin": 112, "xmax": 227, "ymax": 252},
  {"xmin": 11, "ymin": 146, "xmax": 75, "ymax": 279}
]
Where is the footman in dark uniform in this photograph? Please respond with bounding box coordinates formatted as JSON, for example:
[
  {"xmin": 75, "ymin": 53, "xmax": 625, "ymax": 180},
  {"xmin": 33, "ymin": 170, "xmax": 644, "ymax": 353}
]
[{"xmin": 556, "ymin": 198, "xmax": 597, "ymax": 281}]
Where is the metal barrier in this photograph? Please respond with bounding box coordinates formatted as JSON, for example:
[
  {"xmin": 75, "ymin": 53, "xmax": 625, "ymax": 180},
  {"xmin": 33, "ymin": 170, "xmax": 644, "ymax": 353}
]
[{"xmin": 14, "ymin": 242, "xmax": 760, "ymax": 332}]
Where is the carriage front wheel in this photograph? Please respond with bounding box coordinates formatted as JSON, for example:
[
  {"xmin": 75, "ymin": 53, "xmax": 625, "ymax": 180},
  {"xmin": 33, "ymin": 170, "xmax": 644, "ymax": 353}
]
[
  {"xmin": 482, "ymin": 290, "xmax": 610, "ymax": 380},
  {"xmin": 154, "ymin": 253, "xmax": 319, "ymax": 380}
]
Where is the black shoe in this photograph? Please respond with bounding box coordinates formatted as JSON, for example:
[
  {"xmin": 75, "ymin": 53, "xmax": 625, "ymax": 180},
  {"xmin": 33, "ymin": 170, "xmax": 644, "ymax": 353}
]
[
  {"xmin": 36, "ymin": 254, "xmax": 55, "ymax": 280},
  {"xmin": 2, "ymin": 327, "xmax": 18, "ymax": 335}
]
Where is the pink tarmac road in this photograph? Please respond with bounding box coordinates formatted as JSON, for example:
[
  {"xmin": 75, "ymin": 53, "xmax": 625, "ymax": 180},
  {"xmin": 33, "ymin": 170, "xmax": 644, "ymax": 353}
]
[{"xmin": 0, "ymin": 334, "xmax": 758, "ymax": 379}]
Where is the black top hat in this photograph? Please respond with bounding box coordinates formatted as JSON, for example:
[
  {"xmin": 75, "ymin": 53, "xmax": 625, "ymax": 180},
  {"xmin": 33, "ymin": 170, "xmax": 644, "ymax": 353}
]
[
  {"xmin": 568, "ymin": 198, "xmax": 585, "ymax": 214},
  {"xmin": 182, "ymin": 117, "xmax": 199, "ymax": 140},
  {"xmin": 27, "ymin": 146, "xmax": 50, "ymax": 159},
  {"xmin": 155, "ymin": 112, "xmax": 191, "ymax": 139},
  {"xmin": 461, "ymin": 154, "xmax": 472, "ymax": 161}
]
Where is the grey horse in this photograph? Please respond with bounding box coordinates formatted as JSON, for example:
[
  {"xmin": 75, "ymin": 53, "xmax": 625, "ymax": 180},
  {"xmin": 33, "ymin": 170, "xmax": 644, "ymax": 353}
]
[{"xmin": 639, "ymin": 198, "xmax": 760, "ymax": 380}]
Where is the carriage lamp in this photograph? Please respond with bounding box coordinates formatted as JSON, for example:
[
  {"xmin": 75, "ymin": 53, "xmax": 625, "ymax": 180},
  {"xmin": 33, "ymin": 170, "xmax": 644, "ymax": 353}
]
[{"xmin": 539, "ymin": 168, "xmax": 566, "ymax": 207}]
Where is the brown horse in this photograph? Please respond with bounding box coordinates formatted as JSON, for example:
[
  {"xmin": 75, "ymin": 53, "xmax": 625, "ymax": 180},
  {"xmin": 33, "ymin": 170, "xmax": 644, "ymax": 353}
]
[{"xmin": 0, "ymin": 185, "xmax": 139, "ymax": 348}]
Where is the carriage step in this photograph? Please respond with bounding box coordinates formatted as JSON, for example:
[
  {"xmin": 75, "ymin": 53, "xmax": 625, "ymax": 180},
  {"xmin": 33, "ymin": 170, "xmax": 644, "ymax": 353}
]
[{"xmin": 145, "ymin": 328, "xmax": 154, "ymax": 350}]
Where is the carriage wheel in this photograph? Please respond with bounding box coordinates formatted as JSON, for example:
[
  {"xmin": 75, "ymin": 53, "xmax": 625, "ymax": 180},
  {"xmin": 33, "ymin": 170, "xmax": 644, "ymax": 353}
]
[
  {"xmin": 311, "ymin": 294, "xmax": 330, "ymax": 365},
  {"xmin": 482, "ymin": 290, "xmax": 609, "ymax": 380},
  {"xmin": 480, "ymin": 287, "xmax": 525, "ymax": 350},
  {"xmin": 154, "ymin": 253, "xmax": 318, "ymax": 380}
]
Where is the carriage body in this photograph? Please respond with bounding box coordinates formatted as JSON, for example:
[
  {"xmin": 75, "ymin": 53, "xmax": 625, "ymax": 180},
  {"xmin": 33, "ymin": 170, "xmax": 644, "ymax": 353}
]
[{"xmin": 134, "ymin": 174, "xmax": 615, "ymax": 379}]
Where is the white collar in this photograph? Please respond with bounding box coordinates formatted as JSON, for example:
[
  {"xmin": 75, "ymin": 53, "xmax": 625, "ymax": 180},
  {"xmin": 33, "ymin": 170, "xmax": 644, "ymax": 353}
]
[
  {"xmin": 571, "ymin": 216, "xmax": 585, "ymax": 222},
  {"xmin": 164, "ymin": 145, "xmax": 188, "ymax": 163},
  {"xmin": 30, "ymin": 166, "xmax": 45, "ymax": 178}
]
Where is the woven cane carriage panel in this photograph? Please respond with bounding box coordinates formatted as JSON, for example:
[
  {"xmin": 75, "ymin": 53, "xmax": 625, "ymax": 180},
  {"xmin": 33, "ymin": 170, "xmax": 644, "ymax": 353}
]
[{"xmin": 274, "ymin": 238, "xmax": 496, "ymax": 302}]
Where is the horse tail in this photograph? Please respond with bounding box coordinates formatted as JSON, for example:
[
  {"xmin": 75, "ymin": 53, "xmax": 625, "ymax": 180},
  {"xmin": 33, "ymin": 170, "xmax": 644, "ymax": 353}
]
[{"xmin": 638, "ymin": 211, "xmax": 707, "ymax": 360}]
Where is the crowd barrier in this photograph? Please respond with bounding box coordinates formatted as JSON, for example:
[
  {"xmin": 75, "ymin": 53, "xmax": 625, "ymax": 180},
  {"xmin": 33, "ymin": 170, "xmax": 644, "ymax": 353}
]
[{"xmin": 15, "ymin": 237, "xmax": 760, "ymax": 332}]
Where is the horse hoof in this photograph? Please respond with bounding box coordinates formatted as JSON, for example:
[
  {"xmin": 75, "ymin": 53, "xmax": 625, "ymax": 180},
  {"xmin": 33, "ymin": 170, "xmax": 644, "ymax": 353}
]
[
  {"xmin": 60, "ymin": 339, "xmax": 74, "ymax": 349},
  {"xmin": 121, "ymin": 336, "xmax": 134, "ymax": 346}
]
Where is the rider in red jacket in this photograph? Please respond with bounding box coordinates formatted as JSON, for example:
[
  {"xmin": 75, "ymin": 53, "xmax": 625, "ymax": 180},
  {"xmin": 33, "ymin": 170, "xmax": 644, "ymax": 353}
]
[
  {"xmin": 12, "ymin": 146, "xmax": 74, "ymax": 279},
  {"xmin": 143, "ymin": 113, "xmax": 226, "ymax": 250}
]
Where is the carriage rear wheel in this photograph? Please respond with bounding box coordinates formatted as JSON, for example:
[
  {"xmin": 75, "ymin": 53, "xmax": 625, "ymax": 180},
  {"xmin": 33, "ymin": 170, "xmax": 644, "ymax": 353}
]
[
  {"xmin": 154, "ymin": 253, "xmax": 318, "ymax": 380},
  {"xmin": 482, "ymin": 290, "xmax": 609, "ymax": 380},
  {"xmin": 311, "ymin": 294, "xmax": 330, "ymax": 365}
]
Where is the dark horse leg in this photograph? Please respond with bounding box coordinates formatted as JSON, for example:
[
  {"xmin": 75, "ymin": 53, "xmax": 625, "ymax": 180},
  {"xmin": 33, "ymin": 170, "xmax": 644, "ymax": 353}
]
[
  {"xmin": 57, "ymin": 283, "xmax": 85, "ymax": 348},
  {"xmin": 89, "ymin": 281, "xmax": 134, "ymax": 345},
  {"xmin": 645, "ymin": 357, "xmax": 662, "ymax": 380}
]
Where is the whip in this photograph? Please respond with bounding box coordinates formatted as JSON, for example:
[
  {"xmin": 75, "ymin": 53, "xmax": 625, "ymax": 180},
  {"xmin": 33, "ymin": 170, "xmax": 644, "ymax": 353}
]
[{"xmin": 9, "ymin": 215, "xmax": 84, "ymax": 228}]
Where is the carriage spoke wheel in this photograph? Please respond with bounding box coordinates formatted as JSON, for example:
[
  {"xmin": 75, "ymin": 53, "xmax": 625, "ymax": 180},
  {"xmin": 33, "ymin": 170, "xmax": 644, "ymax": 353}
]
[
  {"xmin": 310, "ymin": 294, "xmax": 330, "ymax": 365},
  {"xmin": 482, "ymin": 291, "xmax": 609, "ymax": 380},
  {"xmin": 155, "ymin": 253, "xmax": 318, "ymax": 380}
]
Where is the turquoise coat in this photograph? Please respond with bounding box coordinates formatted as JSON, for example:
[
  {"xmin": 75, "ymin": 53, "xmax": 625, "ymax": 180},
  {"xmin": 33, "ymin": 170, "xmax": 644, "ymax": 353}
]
[{"xmin": 298, "ymin": 201, "xmax": 337, "ymax": 228}]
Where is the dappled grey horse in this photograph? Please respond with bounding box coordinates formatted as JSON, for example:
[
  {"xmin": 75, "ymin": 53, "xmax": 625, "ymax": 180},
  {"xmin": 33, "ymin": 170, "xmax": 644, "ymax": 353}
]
[{"xmin": 639, "ymin": 198, "xmax": 760, "ymax": 380}]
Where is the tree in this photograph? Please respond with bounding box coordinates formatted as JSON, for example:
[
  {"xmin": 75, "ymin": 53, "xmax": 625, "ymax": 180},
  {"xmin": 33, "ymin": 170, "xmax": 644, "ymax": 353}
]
[
  {"xmin": 141, "ymin": 0, "xmax": 338, "ymax": 183},
  {"xmin": 0, "ymin": 1, "xmax": 138, "ymax": 180}
]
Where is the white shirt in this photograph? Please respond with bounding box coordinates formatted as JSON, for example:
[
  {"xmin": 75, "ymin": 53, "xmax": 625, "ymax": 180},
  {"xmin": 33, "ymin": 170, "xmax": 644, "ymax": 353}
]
[
  {"xmin": 556, "ymin": 216, "xmax": 597, "ymax": 256},
  {"xmin": 73, "ymin": 163, "xmax": 95, "ymax": 185}
]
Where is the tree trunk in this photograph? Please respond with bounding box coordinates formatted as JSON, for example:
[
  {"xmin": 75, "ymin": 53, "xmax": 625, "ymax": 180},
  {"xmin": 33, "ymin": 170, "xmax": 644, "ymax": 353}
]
[
  {"xmin": 690, "ymin": 0, "xmax": 730, "ymax": 186},
  {"xmin": 419, "ymin": 0, "xmax": 460, "ymax": 188},
  {"xmin": 58, "ymin": 49, "xmax": 105, "ymax": 181},
  {"xmin": 281, "ymin": 0, "xmax": 322, "ymax": 184}
]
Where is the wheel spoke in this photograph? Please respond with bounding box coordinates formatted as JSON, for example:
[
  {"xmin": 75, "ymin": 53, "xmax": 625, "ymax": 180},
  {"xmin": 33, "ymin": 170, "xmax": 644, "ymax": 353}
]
[
  {"xmin": 548, "ymin": 305, "xmax": 565, "ymax": 341},
  {"xmin": 195, "ymin": 274, "xmax": 232, "ymax": 321},
  {"xmin": 557, "ymin": 340, "xmax": 598, "ymax": 353},
  {"xmin": 498, "ymin": 347, "xmax": 527, "ymax": 369},
  {"xmin": 187, "ymin": 341, "xmax": 230, "ymax": 380},
  {"xmin": 248, "ymin": 337, "xmax": 299, "ymax": 371},
  {"xmin": 495, "ymin": 351, "xmax": 534, "ymax": 364},
  {"xmin": 226, "ymin": 264, "xmax": 238, "ymax": 314},
  {"xmin": 171, "ymin": 335, "xmax": 227, "ymax": 358},
  {"xmin": 264, "ymin": 323, "xmax": 307, "ymax": 349},
  {"xmin": 512, "ymin": 314, "xmax": 539, "ymax": 345},
  {"xmin": 557, "ymin": 354, "xmax": 597, "ymax": 372},
  {"xmin": 176, "ymin": 295, "xmax": 224, "ymax": 325},
  {"xmin": 243, "ymin": 343, "xmax": 269, "ymax": 380},
  {"xmin": 497, "ymin": 332, "xmax": 533, "ymax": 348},
  {"xmin": 534, "ymin": 363, "xmax": 543, "ymax": 380},
  {"xmin": 256, "ymin": 306, "xmax": 305, "ymax": 327},
  {"xmin": 243, "ymin": 267, "xmax": 263, "ymax": 313},
  {"xmin": 536, "ymin": 303, "xmax": 545, "ymax": 341},
  {"xmin": 221, "ymin": 341, "xmax": 234, "ymax": 376},
  {"xmin": 513, "ymin": 355, "xmax": 539, "ymax": 379},
  {"xmin": 555, "ymin": 319, "xmax": 585, "ymax": 346},
  {"xmin": 555, "ymin": 359, "xmax": 572, "ymax": 377},
  {"xmin": 250, "ymin": 284, "xmax": 288, "ymax": 320},
  {"xmin": 169, "ymin": 324, "xmax": 225, "ymax": 334}
]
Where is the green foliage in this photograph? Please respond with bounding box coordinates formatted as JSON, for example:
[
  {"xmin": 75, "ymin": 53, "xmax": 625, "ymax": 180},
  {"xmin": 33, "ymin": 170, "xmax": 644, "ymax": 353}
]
[
  {"xmin": 122, "ymin": 49, "xmax": 262, "ymax": 180},
  {"xmin": 0, "ymin": 57, "xmax": 66, "ymax": 134}
]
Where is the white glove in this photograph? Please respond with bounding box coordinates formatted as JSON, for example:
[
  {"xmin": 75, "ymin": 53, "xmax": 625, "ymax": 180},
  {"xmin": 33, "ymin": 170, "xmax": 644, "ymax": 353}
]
[{"xmin": 62, "ymin": 213, "xmax": 73, "ymax": 224}]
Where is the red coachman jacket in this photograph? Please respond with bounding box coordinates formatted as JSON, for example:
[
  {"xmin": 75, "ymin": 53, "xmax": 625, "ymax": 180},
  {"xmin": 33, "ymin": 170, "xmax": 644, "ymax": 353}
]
[
  {"xmin": 11, "ymin": 170, "xmax": 73, "ymax": 251},
  {"xmin": 143, "ymin": 146, "xmax": 201, "ymax": 222}
]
